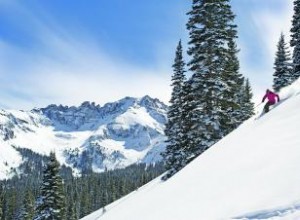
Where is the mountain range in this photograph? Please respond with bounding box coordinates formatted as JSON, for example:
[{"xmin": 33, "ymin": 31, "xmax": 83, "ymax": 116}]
[{"xmin": 0, "ymin": 95, "xmax": 168, "ymax": 179}]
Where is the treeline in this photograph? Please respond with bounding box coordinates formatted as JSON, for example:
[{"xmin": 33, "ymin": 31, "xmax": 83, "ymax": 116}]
[{"xmin": 0, "ymin": 152, "xmax": 164, "ymax": 220}]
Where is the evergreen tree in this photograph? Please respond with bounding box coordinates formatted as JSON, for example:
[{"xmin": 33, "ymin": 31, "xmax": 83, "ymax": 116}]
[
  {"xmin": 34, "ymin": 152, "xmax": 66, "ymax": 220},
  {"xmin": 273, "ymin": 33, "xmax": 292, "ymax": 92},
  {"xmin": 240, "ymin": 78, "xmax": 255, "ymax": 121},
  {"xmin": 0, "ymin": 162, "xmax": 164, "ymax": 220},
  {"xmin": 19, "ymin": 190, "xmax": 35, "ymax": 220},
  {"xmin": 66, "ymin": 203, "xmax": 77, "ymax": 220},
  {"xmin": 6, "ymin": 188, "xmax": 17, "ymax": 219},
  {"xmin": 290, "ymin": 0, "xmax": 300, "ymax": 82},
  {"xmin": 178, "ymin": 78, "xmax": 201, "ymax": 167},
  {"xmin": 185, "ymin": 0, "xmax": 240, "ymax": 162},
  {"xmin": 79, "ymin": 183, "xmax": 92, "ymax": 217},
  {"xmin": 162, "ymin": 40, "xmax": 187, "ymax": 179},
  {"xmin": 222, "ymin": 39, "xmax": 245, "ymax": 132}
]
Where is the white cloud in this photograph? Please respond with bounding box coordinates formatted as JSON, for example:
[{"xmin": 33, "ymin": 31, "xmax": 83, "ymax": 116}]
[
  {"xmin": 2, "ymin": 0, "xmax": 294, "ymax": 110},
  {"xmin": 251, "ymin": 2, "xmax": 293, "ymax": 62},
  {"xmin": 238, "ymin": 0, "xmax": 293, "ymax": 104},
  {"xmin": 0, "ymin": 36, "xmax": 172, "ymax": 109},
  {"xmin": 0, "ymin": 2, "xmax": 173, "ymax": 110}
]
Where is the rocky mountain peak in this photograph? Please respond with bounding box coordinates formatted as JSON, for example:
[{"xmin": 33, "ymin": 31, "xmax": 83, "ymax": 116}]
[
  {"xmin": 36, "ymin": 96, "xmax": 167, "ymax": 131},
  {"xmin": 0, "ymin": 95, "xmax": 168, "ymax": 179},
  {"xmin": 139, "ymin": 95, "xmax": 168, "ymax": 111}
]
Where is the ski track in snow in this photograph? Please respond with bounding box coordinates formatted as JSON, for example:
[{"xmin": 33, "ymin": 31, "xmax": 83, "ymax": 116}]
[{"xmin": 233, "ymin": 202, "xmax": 300, "ymax": 220}]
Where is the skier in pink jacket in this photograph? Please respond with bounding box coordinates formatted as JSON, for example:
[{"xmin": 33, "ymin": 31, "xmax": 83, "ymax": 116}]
[{"xmin": 262, "ymin": 89, "xmax": 280, "ymax": 113}]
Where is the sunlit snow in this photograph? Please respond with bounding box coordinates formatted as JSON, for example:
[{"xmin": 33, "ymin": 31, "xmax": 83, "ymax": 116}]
[{"xmin": 82, "ymin": 79, "xmax": 300, "ymax": 220}]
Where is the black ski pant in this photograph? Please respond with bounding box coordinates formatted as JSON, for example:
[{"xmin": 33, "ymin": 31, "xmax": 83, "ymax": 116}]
[{"xmin": 263, "ymin": 101, "xmax": 275, "ymax": 113}]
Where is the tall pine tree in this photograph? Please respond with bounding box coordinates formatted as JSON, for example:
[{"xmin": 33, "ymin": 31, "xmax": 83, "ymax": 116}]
[
  {"xmin": 162, "ymin": 40, "xmax": 187, "ymax": 179},
  {"xmin": 185, "ymin": 0, "xmax": 241, "ymax": 163},
  {"xmin": 273, "ymin": 33, "xmax": 292, "ymax": 92},
  {"xmin": 290, "ymin": 0, "xmax": 300, "ymax": 82},
  {"xmin": 34, "ymin": 152, "xmax": 66, "ymax": 220},
  {"xmin": 222, "ymin": 38, "xmax": 245, "ymax": 132}
]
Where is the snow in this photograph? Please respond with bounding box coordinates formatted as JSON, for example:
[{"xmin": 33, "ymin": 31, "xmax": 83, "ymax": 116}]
[
  {"xmin": 97, "ymin": 139, "xmax": 143, "ymax": 163},
  {"xmin": 0, "ymin": 96, "xmax": 167, "ymax": 179},
  {"xmin": 0, "ymin": 141, "xmax": 22, "ymax": 179},
  {"xmin": 81, "ymin": 78, "xmax": 300, "ymax": 220},
  {"xmin": 114, "ymin": 106, "xmax": 164, "ymax": 133}
]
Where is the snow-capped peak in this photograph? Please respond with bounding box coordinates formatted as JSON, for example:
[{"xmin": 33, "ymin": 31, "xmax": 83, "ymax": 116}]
[{"xmin": 0, "ymin": 96, "xmax": 168, "ymax": 179}]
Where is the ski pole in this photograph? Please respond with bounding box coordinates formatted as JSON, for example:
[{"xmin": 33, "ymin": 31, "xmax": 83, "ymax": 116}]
[{"xmin": 254, "ymin": 103, "xmax": 262, "ymax": 109}]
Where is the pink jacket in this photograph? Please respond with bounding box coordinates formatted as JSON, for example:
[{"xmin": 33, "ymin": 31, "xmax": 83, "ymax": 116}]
[{"xmin": 262, "ymin": 91, "xmax": 280, "ymax": 104}]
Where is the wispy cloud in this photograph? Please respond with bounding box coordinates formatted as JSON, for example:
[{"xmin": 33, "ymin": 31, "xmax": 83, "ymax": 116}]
[
  {"xmin": 1, "ymin": 0, "xmax": 293, "ymax": 109},
  {"xmin": 251, "ymin": 2, "xmax": 293, "ymax": 62},
  {"xmin": 0, "ymin": 1, "xmax": 174, "ymax": 109},
  {"xmin": 236, "ymin": 0, "xmax": 293, "ymax": 103}
]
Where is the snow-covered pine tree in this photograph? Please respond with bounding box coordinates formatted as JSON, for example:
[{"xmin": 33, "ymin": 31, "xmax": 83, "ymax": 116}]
[
  {"xmin": 34, "ymin": 152, "xmax": 66, "ymax": 220},
  {"xmin": 186, "ymin": 0, "xmax": 223, "ymax": 162},
  {"xmin": 185, "ymin": 0, "xmax": 240, "ymax": 162},
  {"xmin": 290, "ymin": 0, "xmax": 300, "ymax": 82},
  {"xmin": 222, "ymin": 38, "xmax": 245, "ymax": 132},
  {"xmin": 162, "ymin": 40, "xmax": 187, "ymax": 179},
  {"xmin": 273, "ymin": 33, "xmax": 292, "ymax": 92},
  {"xmin": 178, "ymin": 78, "xmax": 198, "ymax": 162},
  {"xmin": 239, "ymin": 78, "xmax": 255, "ymax": 121},
  {"xmin": 19, "ymin": 190, "xmax": 35, "ymax": 220}
]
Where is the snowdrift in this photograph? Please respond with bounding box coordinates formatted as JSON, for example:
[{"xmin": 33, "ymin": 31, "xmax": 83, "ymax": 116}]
[{"xmin": 81, "ymin": 79, "xmax": 300, "ymax": 220}]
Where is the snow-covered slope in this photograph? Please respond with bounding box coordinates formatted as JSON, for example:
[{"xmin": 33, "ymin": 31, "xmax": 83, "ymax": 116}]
[
  {"xmin": 0, "ymin": 96, "xmax": 167, "ymax": 179},
  {"xmin": 81, "ymin": 79, "xmax": 300, "ymax": 220}
]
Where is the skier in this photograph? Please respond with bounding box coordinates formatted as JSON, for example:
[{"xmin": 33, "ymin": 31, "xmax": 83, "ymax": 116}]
[{"xmin": 262, "ymin": 89, "xmax": 280, "ymax": 113}]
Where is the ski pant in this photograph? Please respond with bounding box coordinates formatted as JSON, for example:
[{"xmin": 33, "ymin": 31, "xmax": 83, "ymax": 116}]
[{"xmin": 263, "ymin": 101, "xmax": 275, "ymax": 113}]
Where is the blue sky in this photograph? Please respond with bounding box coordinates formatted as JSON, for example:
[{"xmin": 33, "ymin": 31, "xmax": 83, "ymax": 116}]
[{"xmin": 0, "ymin": 0, "xmax": 293, "ymax": 109}]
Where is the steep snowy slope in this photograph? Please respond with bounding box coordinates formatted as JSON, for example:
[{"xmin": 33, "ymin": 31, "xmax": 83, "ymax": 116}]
[
  {"xmin": 0, "ymin": 96, "xmax": 167, "ymax": 179},
  {"xmin": 81, "ymin": 79, "xmax": 300, "ymax": 220}
]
